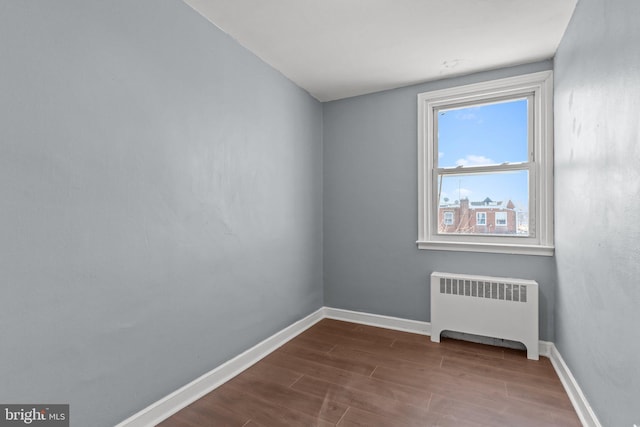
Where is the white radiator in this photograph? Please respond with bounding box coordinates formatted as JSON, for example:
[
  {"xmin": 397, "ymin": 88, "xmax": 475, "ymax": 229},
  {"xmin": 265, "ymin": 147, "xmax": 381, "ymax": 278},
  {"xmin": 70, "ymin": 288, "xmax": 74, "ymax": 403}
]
[{"xmin": 430, "ymin": 272, "xmax": 539, "ymax": 360}]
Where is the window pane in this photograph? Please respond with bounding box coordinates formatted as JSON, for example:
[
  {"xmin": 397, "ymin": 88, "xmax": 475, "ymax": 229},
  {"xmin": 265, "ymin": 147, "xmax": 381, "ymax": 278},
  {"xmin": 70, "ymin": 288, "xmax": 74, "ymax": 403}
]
[
  {"xmin": 437, "ymin": 98, "xmax": 528, "ymax": 168},
  {"xmin": 476, "ymin": 212, "xmax": 487, "ymax": 225},
  {"xmin": 437, "ymin": 171, "xmax": 529, "ymax": 236},
  {"xmin": 443, "ymin": 212, "xmax": 454, "ymax": 225}
]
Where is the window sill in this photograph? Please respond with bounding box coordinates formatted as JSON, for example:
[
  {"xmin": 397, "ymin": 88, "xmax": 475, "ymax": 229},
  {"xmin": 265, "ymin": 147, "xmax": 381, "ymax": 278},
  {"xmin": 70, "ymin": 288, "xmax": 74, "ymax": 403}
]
[{"xmin": 416, "ymin": 240, "xmax": 554, "ymax": 256}]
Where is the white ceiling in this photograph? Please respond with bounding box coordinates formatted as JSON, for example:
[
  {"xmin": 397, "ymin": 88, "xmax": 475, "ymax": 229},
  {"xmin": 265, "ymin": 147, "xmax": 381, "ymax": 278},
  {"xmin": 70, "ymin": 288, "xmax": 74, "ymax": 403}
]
[{"xmin": 183, "ymin": 0, "xmax": 577, "ymax": 102}]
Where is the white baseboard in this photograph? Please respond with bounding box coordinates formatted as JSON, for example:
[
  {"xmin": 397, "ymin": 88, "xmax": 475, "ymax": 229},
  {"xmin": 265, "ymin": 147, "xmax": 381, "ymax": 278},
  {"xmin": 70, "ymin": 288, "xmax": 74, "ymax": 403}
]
[
  {"xmin": 323, "ymin": 307, "xmax": 431, "ymax": 335},
  {"xmin": 548, "ymin": 343, "xmax": 602, "ymax": 427},
  {"xmin": 115, "ymin": 308, "xmax": 325, "ymax": 427},
  {"xmin": 324, "ymin": 307, "xmax": 554, "ymax": 358},
  {"xmin": 116, "ymin": 306, "xmax": 599, "ymax": 427},
  {"xmin": 538, "ymin": 339, "xmax": 553, "ymax": 358}
]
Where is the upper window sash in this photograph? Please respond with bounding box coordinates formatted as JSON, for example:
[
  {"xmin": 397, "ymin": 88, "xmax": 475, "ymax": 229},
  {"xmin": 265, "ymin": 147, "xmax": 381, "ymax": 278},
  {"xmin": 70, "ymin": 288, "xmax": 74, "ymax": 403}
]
[{"xmin": 434, "ymin": 95, "xmax": 534, "ymax": 170}]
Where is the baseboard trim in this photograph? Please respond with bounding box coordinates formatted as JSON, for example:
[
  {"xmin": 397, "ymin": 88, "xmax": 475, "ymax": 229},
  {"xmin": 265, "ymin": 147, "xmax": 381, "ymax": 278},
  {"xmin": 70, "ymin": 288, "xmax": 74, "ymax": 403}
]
[
  {"xmin": 324, "ymin": 307, "xmax": 554, "ymax": 358},
  {"xmin": 548, "ymin": 343, "xmax": 602, "ymax": 427},
  {"xmin": 323, "ymin": 307, "xmax": 431, "ymax": 336},
  {"xmin": 117, "ymin": 306, "xmax": 599, "ymax": 427},
  {"xmin": 538, "ymin": 340, "xmax": 553, "ymax": 358},
  {"xmin": 115, "ymin": 308, "xmax": 325, "ymax": 427}
]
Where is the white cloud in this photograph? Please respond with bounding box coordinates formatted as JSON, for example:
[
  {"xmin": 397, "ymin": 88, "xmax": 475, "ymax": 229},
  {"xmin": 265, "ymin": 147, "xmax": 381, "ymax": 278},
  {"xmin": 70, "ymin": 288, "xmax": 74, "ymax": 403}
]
[
  {"xmin": 458, "ymin": 188, "xmax": 472, "ymax": 198},
  {"xmin": 455, "ymin": 155, "xmax": 494, "ymax": 167},
  {"xmin": 441, "ymin": 188, "xmax": 472, "ymax": 201},
  {"xmin": 455, "ymin": 108, "xmax": 483, "ymax": 123},
  {"xmin": 438, "ymin": 151, "xmax": 444, "ymax": 159},
  {"xmin": 457, "ymin": 112, "xmax": 477, "ymax": 121}
]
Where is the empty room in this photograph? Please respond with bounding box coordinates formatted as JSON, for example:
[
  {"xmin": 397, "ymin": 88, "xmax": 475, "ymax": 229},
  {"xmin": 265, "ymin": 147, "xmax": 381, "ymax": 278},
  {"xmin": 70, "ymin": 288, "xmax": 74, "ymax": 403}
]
[{"xmin": 1, "ymin": 0, "xmax": 638, "ymax": 426}]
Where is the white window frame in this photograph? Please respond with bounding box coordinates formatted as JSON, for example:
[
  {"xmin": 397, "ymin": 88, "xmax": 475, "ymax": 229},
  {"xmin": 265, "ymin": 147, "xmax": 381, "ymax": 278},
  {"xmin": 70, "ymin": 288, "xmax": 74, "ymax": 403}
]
[
  {"xmin": 417, "ymin": 71, "xmax": 554, "ymax": 256},
  {"xmin": 476, "ymin": 212, "xmax": 487, "ymax": 226},
  {"xmin": 443, "ymin": 211, "xmax": 454, "ymax": 225},
  {"xmin": 495, "ymin": 212, "xmax": 508, "ymax": 227}
]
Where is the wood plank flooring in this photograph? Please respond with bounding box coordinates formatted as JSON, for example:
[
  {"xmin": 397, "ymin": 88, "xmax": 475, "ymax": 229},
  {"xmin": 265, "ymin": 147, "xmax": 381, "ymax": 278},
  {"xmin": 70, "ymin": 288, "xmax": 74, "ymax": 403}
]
[{"xmin": 158, "ymin": 319, "xmax": 581, "ymax": 426}]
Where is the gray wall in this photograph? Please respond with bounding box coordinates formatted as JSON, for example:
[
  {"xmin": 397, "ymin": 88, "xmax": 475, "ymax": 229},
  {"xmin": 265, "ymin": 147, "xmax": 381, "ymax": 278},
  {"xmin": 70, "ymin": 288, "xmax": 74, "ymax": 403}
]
[
  {"xmin": 323, "ymin": 61, "xmax": 557, "ymax": 341},
  {"xmin": 0, "ymin": 1, "xmax": 322, "ymax": 426},
  {"xmin": 554, "ymin": 0, "xmax": 640, "ymax": 426}
]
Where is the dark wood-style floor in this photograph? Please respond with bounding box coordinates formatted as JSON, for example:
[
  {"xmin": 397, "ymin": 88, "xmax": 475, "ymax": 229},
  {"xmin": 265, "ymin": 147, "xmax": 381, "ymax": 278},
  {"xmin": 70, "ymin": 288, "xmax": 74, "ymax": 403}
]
[{"xmin": 158, "ymin": 319, "xmax": 581, "ymax": 426}]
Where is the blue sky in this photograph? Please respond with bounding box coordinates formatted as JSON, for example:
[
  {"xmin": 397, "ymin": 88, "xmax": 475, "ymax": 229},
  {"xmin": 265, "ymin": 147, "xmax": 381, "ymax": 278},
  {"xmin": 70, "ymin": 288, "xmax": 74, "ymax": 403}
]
[{"xmin": 437, "ymin": 98, "xmax": 529, "ymax": 210}]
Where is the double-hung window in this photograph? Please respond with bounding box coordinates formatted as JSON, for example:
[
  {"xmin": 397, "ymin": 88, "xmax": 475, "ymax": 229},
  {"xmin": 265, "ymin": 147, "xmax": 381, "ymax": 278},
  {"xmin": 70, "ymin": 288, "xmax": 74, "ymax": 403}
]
[
  {"xmin": 476, "ymin": 212, "xmax": 487, "ymax": 226},
  {"xmin": 495, "ymin": 212, "xmax": 508, "ymax": 227},
  {"xmin": 417, "ymin": 71, "xmax": 553, "ymax": 256},
  {"xmin": 443, "ymin": 211, "xmax": 454, "ymax": 225}
]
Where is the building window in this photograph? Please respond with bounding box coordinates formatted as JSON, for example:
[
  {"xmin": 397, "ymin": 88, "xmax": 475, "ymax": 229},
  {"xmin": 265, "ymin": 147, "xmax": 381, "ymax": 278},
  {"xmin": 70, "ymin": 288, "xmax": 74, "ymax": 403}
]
[
  {"xmin": 417, "ymin": 71, "xmax": 554, "ymax": 256},
  {"xmin": 476, "ymin": 212, "xmax": 487, "ymax": 226},
  {"xmin": 443, "ymin": 211, "xmax": 454, "ymax": 225}
]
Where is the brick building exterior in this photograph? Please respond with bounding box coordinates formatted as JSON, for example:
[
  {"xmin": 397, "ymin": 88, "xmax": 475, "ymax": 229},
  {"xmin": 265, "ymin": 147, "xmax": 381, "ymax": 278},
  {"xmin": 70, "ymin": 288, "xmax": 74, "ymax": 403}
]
[{"xmin": 438, "ymin": 197, "xmax": 517, "ymax": 234}]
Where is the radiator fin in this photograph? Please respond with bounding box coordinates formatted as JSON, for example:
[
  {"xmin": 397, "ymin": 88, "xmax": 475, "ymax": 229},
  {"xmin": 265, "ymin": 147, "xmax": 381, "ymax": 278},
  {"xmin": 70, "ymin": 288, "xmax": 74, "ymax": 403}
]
[{"xmin": 439, "ymin": 277, "xmax": 527, "ymax": 303}]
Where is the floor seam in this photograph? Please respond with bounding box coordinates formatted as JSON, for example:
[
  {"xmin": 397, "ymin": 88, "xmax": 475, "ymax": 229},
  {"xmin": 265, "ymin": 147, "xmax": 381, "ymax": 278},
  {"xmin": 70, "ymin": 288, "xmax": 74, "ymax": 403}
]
[
  {"xmin": 369, "ymin": 366, "xmax": 378, "ymax": 378},
  {"xmin": 335, "ymin": 406, "xmax": 350, "ymax": 426},
  {"xmin": 289, "ymin": 374, "xmax": 304, "ymax": 388}
]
